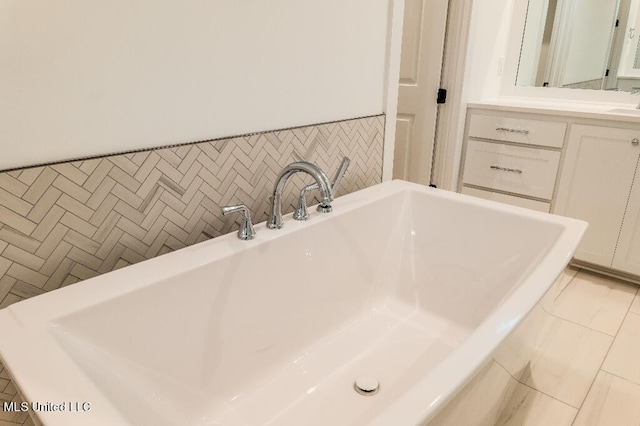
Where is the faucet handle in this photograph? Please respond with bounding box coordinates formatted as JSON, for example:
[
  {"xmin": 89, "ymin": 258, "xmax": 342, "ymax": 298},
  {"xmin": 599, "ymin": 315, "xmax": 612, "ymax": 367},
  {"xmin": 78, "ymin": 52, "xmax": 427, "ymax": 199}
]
[
  {"xmin": 221, "ymin": 204, "xmax": 256, "ymax": 240},
  {"xmin": 329, "ymin": 156, "xmax": 351, "ymax": 198},
  {"xmin": 316, "ymin": 157, "xmax": 351, "ymax": 213},
  {"xmin": 294, "ymin": 157, "xmax": 350, "ymax": 219},
  {"xmin": 293, "ymin": 186, "xmax": 313, "ymax": 221},
  {"xmin": 317, "ymin": 156, "xmax": 350, "ymax": 213}
]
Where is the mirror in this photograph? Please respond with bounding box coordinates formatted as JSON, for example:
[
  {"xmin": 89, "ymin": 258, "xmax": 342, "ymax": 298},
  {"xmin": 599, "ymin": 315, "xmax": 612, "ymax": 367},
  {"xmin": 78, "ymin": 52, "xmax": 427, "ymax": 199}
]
[{"xmin": 516, "ymin": 0, "xmax": 640, "ymax": 91}]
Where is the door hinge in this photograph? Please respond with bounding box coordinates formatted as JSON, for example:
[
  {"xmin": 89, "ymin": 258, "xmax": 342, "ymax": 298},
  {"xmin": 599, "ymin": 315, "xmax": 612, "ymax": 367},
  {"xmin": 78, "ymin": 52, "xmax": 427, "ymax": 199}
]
[
  {"xmin": 606, "ymin": 69, "xmax": 610, "ymax": 76},
  {"xmin": 437, "ymin": 88, "xmax": 447, "ymax": 104},
  {"xmin": 616, "ymin": 19, "xmax": 620, "ymax": 27}
]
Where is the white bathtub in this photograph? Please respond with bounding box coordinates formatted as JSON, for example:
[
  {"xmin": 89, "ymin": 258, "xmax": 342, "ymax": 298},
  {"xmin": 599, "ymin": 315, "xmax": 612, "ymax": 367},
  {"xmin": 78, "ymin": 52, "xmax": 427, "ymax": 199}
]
[{"xmin": 0, "ymin": 180, "xmax": 586, "ymax": 426}]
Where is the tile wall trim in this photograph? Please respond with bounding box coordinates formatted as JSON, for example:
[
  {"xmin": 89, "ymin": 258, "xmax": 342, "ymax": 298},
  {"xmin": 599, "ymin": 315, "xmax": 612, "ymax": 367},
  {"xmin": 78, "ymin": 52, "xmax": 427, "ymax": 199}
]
[{"xmin": 0, "ymin": 114, "xmax": 385, "ymax": 174}]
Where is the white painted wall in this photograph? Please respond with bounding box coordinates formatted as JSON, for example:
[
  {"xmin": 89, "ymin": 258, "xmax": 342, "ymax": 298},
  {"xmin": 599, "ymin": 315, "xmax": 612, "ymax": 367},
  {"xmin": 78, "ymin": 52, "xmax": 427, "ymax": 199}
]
[{"xmin": 0, "ymin": 0, "xmax": 392, "ymax": 171}]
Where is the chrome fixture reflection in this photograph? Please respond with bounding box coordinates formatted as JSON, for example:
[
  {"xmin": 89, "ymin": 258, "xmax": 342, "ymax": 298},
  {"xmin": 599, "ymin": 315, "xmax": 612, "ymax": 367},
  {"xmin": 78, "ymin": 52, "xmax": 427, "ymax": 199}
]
[
  {"xmin": 294, "ymin": 157, "xmax": 350, "ymax": 221},
  {"xmin": 221, "ymin": 204, "xmax": 256, "ymax": 240},
  {"xmin": 268, "ymin": 162, "xmax": 333, "ymax": 229}
]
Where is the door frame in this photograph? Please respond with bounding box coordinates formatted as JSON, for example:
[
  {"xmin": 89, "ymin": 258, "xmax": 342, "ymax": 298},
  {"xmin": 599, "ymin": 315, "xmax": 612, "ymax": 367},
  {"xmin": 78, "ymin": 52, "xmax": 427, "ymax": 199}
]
[
  {"xmin": 382, "ymin": 0, "xmax": 406, "ymax": 182},
  {"xmin": 383, "ymin": 0, "xmax": 473, "ymax": 189},
  {"xmin": 431, "ymin": 0, "xmax": 474, "ymax": 190}
]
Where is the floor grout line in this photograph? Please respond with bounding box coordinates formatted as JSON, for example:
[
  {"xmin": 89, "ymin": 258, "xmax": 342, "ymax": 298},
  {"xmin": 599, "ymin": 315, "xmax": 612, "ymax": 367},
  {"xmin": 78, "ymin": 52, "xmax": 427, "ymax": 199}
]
[
  {"xmin": 599, "ymin": 367, "xmax": 640, "ymax": 387},
  {"xmin": 570, "ymin": 276, "xmax": 640, "ymax": 425},
  {"xmin": 553, "ymin": 267, "xmax": 581, "ymax": 303},
  {"xmin": 502, "ymin": 267, "xmax": 640, "ymax": 425},
  {"xmin": 541, "ymin": 269, "xmax": 638, "ymax": 338},
  {"xmin": 543, "ymin": 305, "xmax": 618, "ymax": 338},
  {"xmin": 517, "ymin": 379, "xmax": 583, "ymax": 410},
  {"xmin": 493, "ymin": 268, "xmax": 599, "ymax": 424}
]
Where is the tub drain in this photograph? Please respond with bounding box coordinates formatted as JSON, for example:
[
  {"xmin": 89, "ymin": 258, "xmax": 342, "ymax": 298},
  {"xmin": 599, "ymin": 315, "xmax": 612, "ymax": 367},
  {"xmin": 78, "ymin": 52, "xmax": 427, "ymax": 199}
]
[{"xmin": 354, "ymin": 376, "xmax": 379, "ymax": 396}]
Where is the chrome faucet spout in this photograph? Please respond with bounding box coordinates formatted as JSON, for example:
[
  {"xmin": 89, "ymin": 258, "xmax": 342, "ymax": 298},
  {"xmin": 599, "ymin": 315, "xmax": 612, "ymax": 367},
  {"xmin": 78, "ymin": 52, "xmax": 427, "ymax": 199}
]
[{"xmin": 268, "ymin": 162, "xmax": 332, "ymax": 229}]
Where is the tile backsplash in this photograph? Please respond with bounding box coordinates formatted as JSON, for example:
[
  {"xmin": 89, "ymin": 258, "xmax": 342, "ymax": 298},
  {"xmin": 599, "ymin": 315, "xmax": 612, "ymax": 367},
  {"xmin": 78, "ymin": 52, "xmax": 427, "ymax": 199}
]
[{"xmin": 0, "ymin": 115, "xmax": 385, "ymax": 310}]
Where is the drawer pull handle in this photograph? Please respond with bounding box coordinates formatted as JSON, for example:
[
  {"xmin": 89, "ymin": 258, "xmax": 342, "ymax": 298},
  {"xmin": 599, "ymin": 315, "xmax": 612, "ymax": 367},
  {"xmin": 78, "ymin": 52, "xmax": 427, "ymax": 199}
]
[
  {"xmin": 633, "ymin": 138, "xmax": 639, "ymax": 146},
  {"xmin": 490, "ymin": 165, "xmax": 523, "ymax": 174},
  {"xmin": 496, "ymin": 127, "xmax": 530, "ymax": 135}
]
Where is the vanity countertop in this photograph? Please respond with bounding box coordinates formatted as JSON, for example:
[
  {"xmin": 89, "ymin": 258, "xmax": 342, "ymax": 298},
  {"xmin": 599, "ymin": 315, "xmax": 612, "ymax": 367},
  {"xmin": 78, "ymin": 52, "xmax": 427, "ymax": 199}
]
[{"xmin": 469, "ymin": 98, "xmax": 640, "ymax": 124}]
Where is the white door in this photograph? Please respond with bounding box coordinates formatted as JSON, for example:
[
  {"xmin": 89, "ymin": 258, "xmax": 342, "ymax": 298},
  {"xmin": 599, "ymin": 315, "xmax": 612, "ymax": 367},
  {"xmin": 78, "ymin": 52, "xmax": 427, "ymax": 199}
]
[
  {"xmin": 393, "ymin": 0, "xmax": 449, "ymax": 184},
  {"xmin": 554, "ymin": 124, "xmax": 640, "ymax": 267}
]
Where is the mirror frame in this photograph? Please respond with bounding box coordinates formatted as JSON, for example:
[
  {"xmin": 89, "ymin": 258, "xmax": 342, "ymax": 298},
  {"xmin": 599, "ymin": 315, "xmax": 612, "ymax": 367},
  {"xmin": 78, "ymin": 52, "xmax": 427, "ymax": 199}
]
[{"xmin": 502, "ymin": 1, "xmax": 640, "ymax": 104}]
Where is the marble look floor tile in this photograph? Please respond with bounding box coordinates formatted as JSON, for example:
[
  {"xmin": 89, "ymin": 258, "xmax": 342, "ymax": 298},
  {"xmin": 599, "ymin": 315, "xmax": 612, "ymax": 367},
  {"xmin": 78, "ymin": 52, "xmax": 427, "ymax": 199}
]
[
  {"xmin": 429, "ymin": 360, "xmax": 517, "ymax": 426},
  {"xmin": 545, "ymin": 270, "xmax": 637, "ymax": 336},
  {"xmin": 521, "ymin": 315, "xmax": 612, "ymax": 408},
  {"xmin": 539, "ymin": 266, "xmax": 580, "ymax": 313},
  {"xmin": 602, "ymin": 312, "xmax": 640, "ymax": 384},
  {"xmin": 495, "ymin": 383, "xmax": 577, "ymax": 426},
  {"xmin": 573, "ymin": 371, "xmax": 640, "ymax": 426},
  {"xmin": 629, "ymin": 289, "xmax": 640, "ymax": 314}
]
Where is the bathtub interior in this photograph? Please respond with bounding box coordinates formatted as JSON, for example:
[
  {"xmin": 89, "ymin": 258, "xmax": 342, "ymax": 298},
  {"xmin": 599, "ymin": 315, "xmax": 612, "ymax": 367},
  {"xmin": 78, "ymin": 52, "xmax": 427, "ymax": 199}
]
[
  {"xmin": 392, "ymin": 191, "xmax": 562, "ymax": 328},
  {"xmin": 44, "ymin": 186, "xmax": 564, "ymax": 425}
]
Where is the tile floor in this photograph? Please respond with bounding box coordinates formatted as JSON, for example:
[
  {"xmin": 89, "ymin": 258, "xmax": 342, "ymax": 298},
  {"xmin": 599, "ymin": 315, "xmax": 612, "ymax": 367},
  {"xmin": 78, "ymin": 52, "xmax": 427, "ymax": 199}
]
[{"xmin": 496, "ymin": 266, "xmax": 640, "ymax": 425}]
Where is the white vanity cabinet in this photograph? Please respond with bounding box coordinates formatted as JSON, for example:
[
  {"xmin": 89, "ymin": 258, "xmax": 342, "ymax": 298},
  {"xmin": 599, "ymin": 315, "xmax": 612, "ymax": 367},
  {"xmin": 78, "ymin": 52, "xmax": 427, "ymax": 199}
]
[
  {"xmin": 554, "ymin": 124, "xmax": 640, "ymax": 275},
  {"xmin": 460, "ymin": 103, "xmax": 640, "ymax": 280},
  {"xmin": 459, "ymin": 111, "xmax": 566, "ymax": 213}
]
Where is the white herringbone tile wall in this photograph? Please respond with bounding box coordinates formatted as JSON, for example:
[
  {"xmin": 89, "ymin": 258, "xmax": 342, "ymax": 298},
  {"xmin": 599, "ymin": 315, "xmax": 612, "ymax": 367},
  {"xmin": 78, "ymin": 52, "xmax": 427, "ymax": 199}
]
[
  {"xmin": 0, "ymin": 115, "xmax": 384, "ymax": 310},
  {"xmin": 0, "ymin": 115, "xmax": 384, "ymax": 426}
]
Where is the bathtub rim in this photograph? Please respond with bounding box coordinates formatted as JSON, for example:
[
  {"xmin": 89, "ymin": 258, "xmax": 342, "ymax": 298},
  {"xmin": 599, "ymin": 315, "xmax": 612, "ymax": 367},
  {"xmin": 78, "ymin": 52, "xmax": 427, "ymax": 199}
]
[
  {"xmin": 368, "ymin": 191, "xmax": 587, "ymax": 425},
  {"xmin": 0, "ymin": 179, "xmax": 587, "ymax": 426}
]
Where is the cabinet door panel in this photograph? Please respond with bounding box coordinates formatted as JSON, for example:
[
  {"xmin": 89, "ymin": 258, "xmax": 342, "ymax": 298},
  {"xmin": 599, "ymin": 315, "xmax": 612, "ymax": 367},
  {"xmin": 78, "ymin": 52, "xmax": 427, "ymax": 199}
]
[
  {"xmin": 613, "ymin": 164, "xmax": 640, "ymax": 275},
  {"xmin": 554, "ymin": 125, "xmax": 640, "ymax": 267}
]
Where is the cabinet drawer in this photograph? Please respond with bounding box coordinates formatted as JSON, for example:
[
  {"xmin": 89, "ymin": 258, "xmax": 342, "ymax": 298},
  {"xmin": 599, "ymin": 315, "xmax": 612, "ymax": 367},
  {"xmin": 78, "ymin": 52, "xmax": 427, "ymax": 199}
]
[
  {"xmin": 461, "ymin": 186, "xmax": 551, "ymax": 212},
  {"xmin": 463, "ymin": 140, "xmax": 561, "ymax": 200},
  {"xmin": 468, "ymin": 114, "xmax": 566, "ymax": 148}
]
